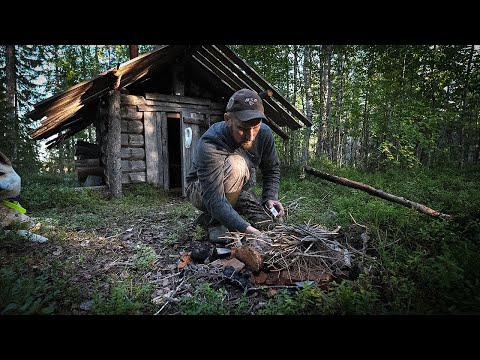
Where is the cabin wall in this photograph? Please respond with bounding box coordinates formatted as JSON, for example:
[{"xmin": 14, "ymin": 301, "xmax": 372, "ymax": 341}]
[
  {"xmin": 94, "ymin": 92, "xmax": 225, "ymax": 193},
  {"xmin": 95, "ymin": 95, "xmax": 147, "ymax": 185},
  {"xmin": 120, "ymin": 97, "xmax": 146, "ymax": 184}
]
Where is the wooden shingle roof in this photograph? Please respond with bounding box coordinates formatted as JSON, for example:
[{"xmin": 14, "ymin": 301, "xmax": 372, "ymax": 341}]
[{"xmin": 28, "ymin": 45, "xmax": 311, "ymax": 147}]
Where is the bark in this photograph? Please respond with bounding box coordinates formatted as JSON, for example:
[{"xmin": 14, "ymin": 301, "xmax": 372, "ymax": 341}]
[
  {"xmin": 460, "ymin": 45, "xmax": 475, "ymax": 166},
  {"xmin": 289, "ymin": 45, "xmax": 299, "ymax": 166},
  {"xmin": 5, "ymin": 45, "xmax": 17, "ymax": 161},
  {"xmin": 334, "ymin": 49, "xmax": 344, "ymax": 165},
  {"xmin": 106, "ymin": 90, "xmax": 122, "ymax": 198},
  {"xmin": 129, "ymin": 45, "xmax": 139, "ymax": 59},
  {"xmin": 315, "ymin": 45, "xmax": 325, "ymax": 158},
  {"xmin": 325, "ymin": 46, "xmax": 333, "ymax": 161},
  {"xmin": 304, "ymin": 166, "xmax": 451, "ymax": 220},
  {"xmin": 302, "ymin": 46, "xmax": 312, "ymax": 164}
]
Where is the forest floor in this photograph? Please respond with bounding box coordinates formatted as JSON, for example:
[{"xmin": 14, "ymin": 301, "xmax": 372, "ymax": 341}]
[
  {"xmin": 1, "ymin": 185, "xmax": 345, "ymax": 315},
  {"xmin": 2, "ymin": 166, "xmax": 480, "ymax": 315},
  {"xmin": 1, "ymin": 190, "xmax": 367, "ymax": 315}
]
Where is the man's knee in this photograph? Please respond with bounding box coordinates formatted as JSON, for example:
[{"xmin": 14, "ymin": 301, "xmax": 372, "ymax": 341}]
[{"xmin": 224, "ymin": 154, "xmax": 250, "ymax": 193}]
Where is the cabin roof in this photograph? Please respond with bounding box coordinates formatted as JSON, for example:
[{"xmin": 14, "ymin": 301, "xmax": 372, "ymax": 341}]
[{"xmin": 28, "ymin": 45, "xmax": 312, "ymax": 148}]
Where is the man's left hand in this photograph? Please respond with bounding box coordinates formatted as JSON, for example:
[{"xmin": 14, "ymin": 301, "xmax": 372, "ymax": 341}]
[{"xmin": 265, "ymin": 199, "xmax": 285, "ymax": 218}]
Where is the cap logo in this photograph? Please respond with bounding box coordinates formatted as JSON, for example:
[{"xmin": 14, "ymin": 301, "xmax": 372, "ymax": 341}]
[
  {"xmin": 226, "ymin": 97, "xmax": 234, "ymax": 110},
  {"xmin": 245, "ymin": 98, "xmax": 257, "ymax": 106}
]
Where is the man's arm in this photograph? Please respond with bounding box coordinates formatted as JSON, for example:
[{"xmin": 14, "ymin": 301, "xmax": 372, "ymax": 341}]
[{"xmin": 259, "ymin": 127, "xmax": 285, "ymax": 217}]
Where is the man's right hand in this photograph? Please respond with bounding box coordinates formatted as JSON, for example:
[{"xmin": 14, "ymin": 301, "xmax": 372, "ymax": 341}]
[{"xmin": 244, "ymin": 225, "xmax": 262, "ymax": 235}]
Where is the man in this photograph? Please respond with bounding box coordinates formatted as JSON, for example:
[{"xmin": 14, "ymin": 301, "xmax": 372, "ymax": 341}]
[{"xmin": 186, "ymin": 88, "xmax": 284, "ymax": 236}]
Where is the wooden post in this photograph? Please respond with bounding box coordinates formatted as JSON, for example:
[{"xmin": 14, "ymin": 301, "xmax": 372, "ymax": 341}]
[
  {"xmin": 106, "ymin": 89, "xmax": 122, "ymax": 198},
  {"xmin": 129, "ymin": 45, "xmax": 138, "ymax": 59}
]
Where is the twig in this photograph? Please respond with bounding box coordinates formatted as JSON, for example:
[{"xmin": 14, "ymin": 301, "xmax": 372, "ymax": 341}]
[
  {"xmin": 246, "ymin": 284, "xmax": 299, "ymax": 292},
  {"xmin": 154, "ymin": 275, "xmax": 186, "ymax": 315}
]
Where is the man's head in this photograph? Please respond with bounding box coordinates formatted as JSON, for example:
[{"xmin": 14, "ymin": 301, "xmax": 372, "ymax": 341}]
[{"xmin": 225, "ymin": 89, "xmax": 266, "ymax": 150}]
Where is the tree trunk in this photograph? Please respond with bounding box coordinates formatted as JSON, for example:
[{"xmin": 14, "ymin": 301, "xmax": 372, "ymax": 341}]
[
  {"xmin": 302, "ymin": 46, "xmax": 313, "ymax": 165},
  {"xmin": 289, "ymin": 45, "xmax": 299, "ymax": 166},
  {"xmin": 129, "ymin": 45, "xmax": 139, "ymax": 59},
  {"xmin": 315, "ymin": 45, "xmax": 325, "ymax": 158},
  {"xmin": 304, "ymin": 166, "xmax": 451, "ymax": 220},
  {"xmin": 335, "ymin": 48, "xmax": 344, "ymax": 165},
  {"xmin": 460, "ymin": 45, "xmax": 475, "ymax": 167},
  {"xmin": 106, "ymin": 90, "xmax": 122, "ymax": 198},
  {"xmin": 5, "ymin": 45, "xmax": 17, "ymax": 162},
  {"xmin": 325, "ymin": 45, "xmax": 333, "ymax": 161},
  {"xmin": 362, "ymin": 89, "xmax": 369, "ymax": 169}
]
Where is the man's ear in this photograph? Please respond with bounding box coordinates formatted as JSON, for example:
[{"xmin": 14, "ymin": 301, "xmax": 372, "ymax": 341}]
[{"xmin": 224, "ymin": 113, "xmax": 231, "ymax": 126}]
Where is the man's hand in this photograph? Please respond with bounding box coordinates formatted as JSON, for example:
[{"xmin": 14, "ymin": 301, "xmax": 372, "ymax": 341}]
[
  {"xmin": 245, "ymin": 225, "xmax": 262, "ymax": 235},
  {"xmin": 265, "ymin": 199, "xmax": 285, "ymax": 217}
]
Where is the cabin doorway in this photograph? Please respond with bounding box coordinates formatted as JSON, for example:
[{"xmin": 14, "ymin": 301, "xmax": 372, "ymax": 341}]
[{"xmin": 166, "ymin": 112, "xmax": 182, "ymax": 192}]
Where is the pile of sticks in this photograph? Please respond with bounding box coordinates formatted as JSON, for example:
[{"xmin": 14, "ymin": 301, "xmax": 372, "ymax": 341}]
[{"xmin": 243, "ymin": 223, "xmax": 353, "ymax": 277}]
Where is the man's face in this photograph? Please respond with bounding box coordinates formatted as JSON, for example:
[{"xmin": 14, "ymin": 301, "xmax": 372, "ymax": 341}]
[{"xmin": 226, "ymin": 113, "xmax": 262, "ymax": 150}]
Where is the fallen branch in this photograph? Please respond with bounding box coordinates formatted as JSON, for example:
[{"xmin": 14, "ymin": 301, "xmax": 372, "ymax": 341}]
[{"xmin": 304, "ymin": 166, "xmax": 451, "ymax": 220}]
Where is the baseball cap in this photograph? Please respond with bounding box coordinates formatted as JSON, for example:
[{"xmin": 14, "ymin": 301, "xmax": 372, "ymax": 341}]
[{"xmin": 225, "ymin": 88, "xmax": 267, "ymax": 122}]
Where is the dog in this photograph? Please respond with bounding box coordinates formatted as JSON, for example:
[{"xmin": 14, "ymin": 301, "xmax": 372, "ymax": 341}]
[{"xmin": 0, "ymin": 150, "xmax": 47, "ymax": 242}]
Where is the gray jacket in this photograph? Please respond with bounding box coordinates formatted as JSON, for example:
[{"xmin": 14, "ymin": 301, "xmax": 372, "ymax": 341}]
[{"xmin": 186, "ymin": 121, "xmax": 280, "ymax": 232}]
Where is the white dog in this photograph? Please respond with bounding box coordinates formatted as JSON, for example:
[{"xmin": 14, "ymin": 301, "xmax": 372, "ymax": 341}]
[{"xmin": 0, "ymin": 151, "xmax": 47, "ymax": 242}]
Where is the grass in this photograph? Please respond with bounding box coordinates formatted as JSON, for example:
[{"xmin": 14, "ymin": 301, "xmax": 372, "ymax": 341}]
[{"xmin": 1, "ymin": 164, "xmax": 480, "ymax": 315}]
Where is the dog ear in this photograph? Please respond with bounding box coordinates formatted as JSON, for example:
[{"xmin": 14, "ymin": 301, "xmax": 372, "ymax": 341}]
[{"xmin": 0, "ymin": 151, "xmax": 12, "ymax": 167}]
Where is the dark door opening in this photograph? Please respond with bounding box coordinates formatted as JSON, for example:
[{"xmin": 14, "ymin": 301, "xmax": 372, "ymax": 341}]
[{"xmin": 167, "ymin": 113, "xmax": 182, "ymax": 190}]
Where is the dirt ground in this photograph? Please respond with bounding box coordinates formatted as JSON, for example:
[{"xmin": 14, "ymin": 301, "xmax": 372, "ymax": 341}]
[{"xmin": 0, "ymin": 193, "xmax": 368, "ymax": 315}]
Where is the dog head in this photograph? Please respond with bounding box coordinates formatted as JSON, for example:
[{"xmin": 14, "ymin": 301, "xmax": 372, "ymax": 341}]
[{"xmin": 0, "ymin": 151, "xmax": 21, "ymax": 200}]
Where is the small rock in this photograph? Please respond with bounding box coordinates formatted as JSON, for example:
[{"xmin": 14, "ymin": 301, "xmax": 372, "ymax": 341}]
[
  {"xmin": 79, "ymin": 300, "xmax": 94, "ymax": 311},
  {"xmin": 213, "ymin": 247, "xmax": 231, "ymax": 259},
  {"xmin": 191, "ymin": 243, "xmax": 213, "ymax": 262},
  {"xmin": 223, "ymin": 257, "xmax": 245, "ymax": 272}
]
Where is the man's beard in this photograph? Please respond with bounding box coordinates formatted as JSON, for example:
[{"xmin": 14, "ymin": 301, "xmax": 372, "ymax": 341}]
[{"xmin": 240, "ymin": 141, "xmax": 253, "ymax": 150}]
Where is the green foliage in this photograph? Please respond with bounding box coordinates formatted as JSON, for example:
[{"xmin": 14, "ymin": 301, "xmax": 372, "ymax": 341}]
[
  {"xmin": 321, "ymin": 279, "xmax": 381, "ymax": 315},
  {"xmin": 258, "ymin": 282, "xmax": 380, "ymax": 315},
  {"xmin": 279, "ymin": 164, "xmax": 480, "ymax": 314},
  {"xmin": 0, "ymin": 261, "xmax": 77, "ymax": 315},
  {"xmin": 193, "ymin": 225, "xmax": 207, "ymax": 241},
  {"xmin": 91, "ymin": 280, "xmax": 153, "ymax": 315},
  {"xmin": 19, "ymin": 176, "xmax": 171, "ymax": 231},
  {"xmin": 179, "ymin": 283, "xmax": 250, "ymax": 315},
  {"xmin": 132, "ymin": 243, "xmax": 158, "ymax": 271},
  {"xmin": 179, "ymin": 283, "xmax": 229, "ymax": 315}
]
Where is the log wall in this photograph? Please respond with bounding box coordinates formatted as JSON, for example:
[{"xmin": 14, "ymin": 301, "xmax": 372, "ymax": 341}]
[{"xmin": 120, "ymin": 95, "xmax": 146, "ymax": 184}]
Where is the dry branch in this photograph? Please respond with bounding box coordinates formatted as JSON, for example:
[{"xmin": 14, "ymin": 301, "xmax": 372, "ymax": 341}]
[{"xmin": 304, "ymin": 166, "xmax": 451, "ymax": 220}]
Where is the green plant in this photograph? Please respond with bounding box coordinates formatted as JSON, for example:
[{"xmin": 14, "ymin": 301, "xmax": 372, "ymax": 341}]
[
  {"xmin": 179, "ymin": 283, "xmax": 230, "ymax": 315},
  {"xmin": 91, "ymin": 280, "xmax": 152, "ymax": 315},
  {"xmin": 0, "ymin": 263, "xmax": 75, "ymax": 315},
  {"xmin": 132, "ymin": 243, "xmax": 158, "ymax": 271},
  {"xmin": 193, "ymin": 225, "xmax": 207, "ymax": 241}
]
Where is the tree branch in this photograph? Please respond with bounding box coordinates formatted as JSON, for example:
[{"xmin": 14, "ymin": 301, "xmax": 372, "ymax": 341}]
[{"xmin": 304, "ymin": 166, "xmax": 451, "ymax": 220}]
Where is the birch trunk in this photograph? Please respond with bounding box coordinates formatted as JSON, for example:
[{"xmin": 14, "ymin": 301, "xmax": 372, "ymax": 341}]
[{"xmin": 302, "ymin": 46, "xmax": 313, "ymax": 164}]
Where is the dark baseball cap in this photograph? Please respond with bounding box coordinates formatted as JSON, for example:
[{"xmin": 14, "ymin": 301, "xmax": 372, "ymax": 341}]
[{"xmin": 225, "ymin": 88, "xmax": 267, "ymax": 122}]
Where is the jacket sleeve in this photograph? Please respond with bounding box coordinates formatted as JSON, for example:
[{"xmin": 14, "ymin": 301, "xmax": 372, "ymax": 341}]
[
  {"xmin": 258, "ymin": 127, "xmax": 280, "ymax": 204},
  {"xmin": 196, "ymin": 140, "xmax": 250, "ymax": 232}
]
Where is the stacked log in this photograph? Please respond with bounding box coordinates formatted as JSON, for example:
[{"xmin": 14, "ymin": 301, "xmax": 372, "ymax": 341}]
[
  {"xmin": 75, "ymin": 140, "xmax": 103, "ymax": 184},
  {"xmin": 120, "ymin": 96, "xmax": 146, "ymax": 184}
]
